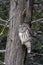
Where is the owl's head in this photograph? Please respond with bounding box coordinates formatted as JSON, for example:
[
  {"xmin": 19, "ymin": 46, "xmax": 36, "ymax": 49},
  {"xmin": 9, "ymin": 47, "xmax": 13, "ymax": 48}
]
[{"xmin": 19, "ymin": 23, "xmax": 28, "ymax": 33}]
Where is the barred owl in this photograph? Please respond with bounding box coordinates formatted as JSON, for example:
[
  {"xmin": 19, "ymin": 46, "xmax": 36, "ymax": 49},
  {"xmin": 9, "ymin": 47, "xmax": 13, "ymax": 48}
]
[{"xmin": 18, "ymin": 23, "xmax": 32, "ymax": 53}]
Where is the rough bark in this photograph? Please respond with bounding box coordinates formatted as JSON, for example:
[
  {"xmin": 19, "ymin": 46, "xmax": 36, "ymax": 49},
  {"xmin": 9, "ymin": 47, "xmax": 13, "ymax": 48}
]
[{"xmin": 5, "ymin": 0, "xmax": 32, "ymax": 65}]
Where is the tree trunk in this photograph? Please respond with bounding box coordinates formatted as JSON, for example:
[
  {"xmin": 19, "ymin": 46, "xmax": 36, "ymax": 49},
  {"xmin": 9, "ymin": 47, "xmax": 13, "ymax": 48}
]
[{"xmin": 5, "ymin": 0, "xmax": 32, "ymax": 65}]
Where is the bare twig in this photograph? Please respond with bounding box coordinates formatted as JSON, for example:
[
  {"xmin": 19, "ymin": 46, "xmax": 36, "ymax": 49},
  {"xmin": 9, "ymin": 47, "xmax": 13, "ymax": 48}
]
[
  {"xmin": 0, "ymin": 24, "xmax": 9, "ymax": 27},
  {"xmin": 0, "ymin": 15, "xmax": 16, "ymax": 36},
  {"xmin": 0, "ymin": 50, "xmax": 6, "ymax": 53},
  {"xmin": 32, "ymin": 62, "xmax": 42, "ymax": 65},
  {"xmin": 30, "ymin": 52, "xmax": 43, "ymax": 56},
  {"xmin": 31, "ymin": 18, "xmax": 43, "ymax": 24},
  {"xmin": 0, "ymin": 18, "xmax": 8, "ymax": 22},
  {"xmin": 0, "ymin": 21, "xmax": 8, "ymax": 36}
]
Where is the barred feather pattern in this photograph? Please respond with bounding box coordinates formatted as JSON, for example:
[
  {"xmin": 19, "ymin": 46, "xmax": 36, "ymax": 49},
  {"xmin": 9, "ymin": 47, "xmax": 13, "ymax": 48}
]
[{"xmin": 18, "ymin": 23, "xmax": 32, "ymax": 53}]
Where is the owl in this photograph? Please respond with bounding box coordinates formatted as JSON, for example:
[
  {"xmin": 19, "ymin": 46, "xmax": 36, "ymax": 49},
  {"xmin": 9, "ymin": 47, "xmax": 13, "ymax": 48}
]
[{"xmin": 18, "ymin": 23, "xmax": 32, "ymax": 53}]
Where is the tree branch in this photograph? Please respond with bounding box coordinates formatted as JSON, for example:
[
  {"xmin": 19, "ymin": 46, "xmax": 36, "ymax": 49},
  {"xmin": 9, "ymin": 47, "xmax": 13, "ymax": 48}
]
[{"xmin": 31, "ymin": 18, "xmax": 43, "ymax": 24}]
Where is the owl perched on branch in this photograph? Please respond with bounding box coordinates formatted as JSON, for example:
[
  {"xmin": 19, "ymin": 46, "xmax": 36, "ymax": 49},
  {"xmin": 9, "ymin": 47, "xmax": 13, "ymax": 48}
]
[{"xmin": 18, "ymin": 23, "xmax": 32, "ymax": 53}]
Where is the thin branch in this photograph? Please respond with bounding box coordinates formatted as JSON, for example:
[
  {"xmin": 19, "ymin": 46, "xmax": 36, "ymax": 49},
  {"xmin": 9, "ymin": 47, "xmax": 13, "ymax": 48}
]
[
  {"xmin": 0, "ymin": 24, "xmax": 9, "ymax": 27},
  {"xmin": 32, "ymin": 62, "xmax": 42, "ymax": 65},
  {"xmin": 0, "ymin": 15, "xmax": 16, "ymax": 36},
  {"xmin": 0, "ymin": 50, "xmax": 6, "ymax": 53},
  {"xmin": 30, "ymin": 52, "xmax": 43, "ymax": 56},
  {"xmin": 0, "ymin": 18, "xmax": 8, "ymax": 22},
  {"xmin": 31, "ymin": 18, "xmax": 43, "ymax": 24},
  {"xmin": 0, "ymin": 21, "xmax": 8, "ymax": 36}
]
